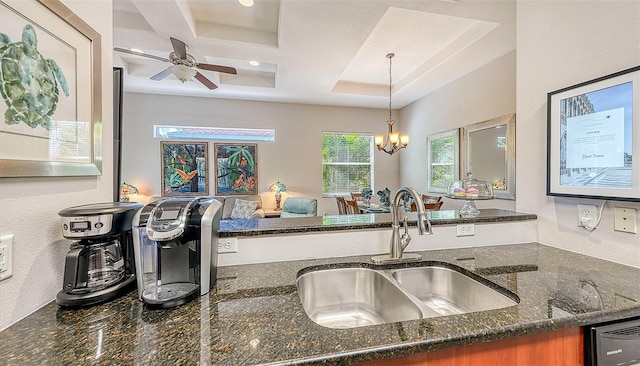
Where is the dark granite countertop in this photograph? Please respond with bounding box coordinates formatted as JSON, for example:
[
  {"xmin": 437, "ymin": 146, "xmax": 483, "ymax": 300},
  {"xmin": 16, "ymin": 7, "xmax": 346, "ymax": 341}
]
[
  {"xmin": 1, "ymin": 243, "xmax": 639, "ymax": 365},
  {"xmin": 220, "ymin": 208, "xmax": 537, "ymax": 237}
]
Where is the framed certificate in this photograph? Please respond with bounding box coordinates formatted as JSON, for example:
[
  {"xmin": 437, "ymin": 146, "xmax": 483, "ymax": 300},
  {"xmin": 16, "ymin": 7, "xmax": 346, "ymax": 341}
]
[{"xmin": 547, "ymin": 66, "xmax": 640, "ymax": 201}]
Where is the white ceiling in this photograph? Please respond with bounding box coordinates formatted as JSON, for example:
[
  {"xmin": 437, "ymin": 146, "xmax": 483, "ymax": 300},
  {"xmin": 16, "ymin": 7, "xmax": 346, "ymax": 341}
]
[{"xmin": 113, "ymin": 0, "xmax": 515, "ymax": 109}]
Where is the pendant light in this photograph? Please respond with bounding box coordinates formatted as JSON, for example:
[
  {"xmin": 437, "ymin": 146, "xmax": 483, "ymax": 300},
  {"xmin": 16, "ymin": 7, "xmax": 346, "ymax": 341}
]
[{"xmin": 374, "ymin": 53, "xmax": 409, "ymax": 155}]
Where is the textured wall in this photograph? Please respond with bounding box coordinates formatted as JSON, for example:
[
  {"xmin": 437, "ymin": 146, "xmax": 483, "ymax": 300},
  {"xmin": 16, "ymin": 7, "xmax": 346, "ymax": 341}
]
[
  {"xmin": 120, "ymin": 93, "xmax": 402, "ymax": 216},
  {"xmin": 400, "ymin": 51, "xmax": 517, "ymax": 212},
  {"xmin": 0, "ymin": 0, "xmax": 114, "ymax": 330},
  {"xmin": 516, "ymin": 0, "xmax": 640, "ymax": 267}
]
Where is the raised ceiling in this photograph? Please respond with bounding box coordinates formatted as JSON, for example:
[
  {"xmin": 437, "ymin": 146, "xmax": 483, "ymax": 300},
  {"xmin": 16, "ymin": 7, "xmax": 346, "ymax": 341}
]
[{"xmin": 113, "ymin": 0, "xmax": 515, "ymax": 109}]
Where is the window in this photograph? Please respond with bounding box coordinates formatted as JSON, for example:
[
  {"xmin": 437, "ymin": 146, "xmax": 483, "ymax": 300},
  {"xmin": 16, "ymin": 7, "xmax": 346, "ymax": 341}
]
[
  {"xmin": 322, "ymin": 132, "xmax": 374, "ymax": 196},
  {"xmin": 154, "ymin": 125, "xmax": 275, "ymax": 142}
]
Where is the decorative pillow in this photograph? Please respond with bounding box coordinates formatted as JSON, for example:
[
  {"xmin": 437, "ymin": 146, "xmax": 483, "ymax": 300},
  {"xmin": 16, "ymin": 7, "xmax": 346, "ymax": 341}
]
[{"xmin": 230, "ymin": 199, "xmax": 259, "ymax": 219}]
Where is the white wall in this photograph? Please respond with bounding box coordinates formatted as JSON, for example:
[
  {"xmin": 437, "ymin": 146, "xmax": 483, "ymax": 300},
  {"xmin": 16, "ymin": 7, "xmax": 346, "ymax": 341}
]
[
  {"xmin": 0, "ymin": 0, "xmax": 113, "ymax": 331},
  {"xmin": 400, "ymin": 51, "xmax": 517, "ymax": 212},
  {"xmin": 121, "ymin": 93, "xmax": 402, "ymax": 215},
  {"xmin": 516, "ymin": 0, "xmax": 640, "ymax": 267},
  {"xmin": 219, "ymin": 220, "xmax": 537, "ymax": 266}
]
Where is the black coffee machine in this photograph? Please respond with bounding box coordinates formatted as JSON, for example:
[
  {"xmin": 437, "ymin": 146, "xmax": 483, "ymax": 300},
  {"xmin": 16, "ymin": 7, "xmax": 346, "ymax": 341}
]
[
  {"xmin": 57, "ymin": 202, "xmax": 142, "ymax": 307},
  {"xmin": 132, "ymin": 197, "xmax": 222, "ymax": 309}
]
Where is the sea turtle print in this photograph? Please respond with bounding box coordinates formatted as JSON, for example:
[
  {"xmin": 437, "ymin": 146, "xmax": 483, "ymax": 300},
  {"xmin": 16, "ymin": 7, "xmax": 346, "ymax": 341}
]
[{"xmin": 0, "ymin": 24, "xmax": 70, "ymax": 130}]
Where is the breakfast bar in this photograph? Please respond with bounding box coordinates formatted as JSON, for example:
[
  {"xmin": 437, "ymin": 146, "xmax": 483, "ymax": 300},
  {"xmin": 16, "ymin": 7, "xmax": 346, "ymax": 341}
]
[{"xmin": 1, "ymin": 240, "xmax": 639, "ymax": 365}]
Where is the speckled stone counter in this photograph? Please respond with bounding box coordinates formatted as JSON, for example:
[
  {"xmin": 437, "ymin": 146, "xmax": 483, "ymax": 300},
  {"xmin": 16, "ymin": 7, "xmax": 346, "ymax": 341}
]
[
  {"xmin": 220, "ymin": 208, "xmax": 537, "ymax": 237},
  {"xmin": 1, "ymin": 243, "xmax": 639, "ymax": 365}
]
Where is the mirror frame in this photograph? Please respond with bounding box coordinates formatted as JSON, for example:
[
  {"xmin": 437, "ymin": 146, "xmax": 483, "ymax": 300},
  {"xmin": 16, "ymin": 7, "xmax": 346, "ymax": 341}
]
[
  {"xmin": 426, "ymin": 128, "xmax": 460, "ymax": 194},
  {"xmin": 461, "ymin": 113, "xmax": 516, "ymax": 200}
]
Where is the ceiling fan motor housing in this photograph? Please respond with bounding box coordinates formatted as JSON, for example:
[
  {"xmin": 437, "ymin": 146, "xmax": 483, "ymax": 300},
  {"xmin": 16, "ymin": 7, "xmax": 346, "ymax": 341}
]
[{"xmin": 169, "ymin": 52, "xmax": 196, "ymax": 67}]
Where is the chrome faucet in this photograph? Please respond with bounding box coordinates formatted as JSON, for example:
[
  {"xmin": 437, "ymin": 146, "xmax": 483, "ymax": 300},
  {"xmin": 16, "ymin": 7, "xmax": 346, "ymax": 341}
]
[{"xmin": 372, "ymin": 186, "xmax": 432, "ymax": 264}]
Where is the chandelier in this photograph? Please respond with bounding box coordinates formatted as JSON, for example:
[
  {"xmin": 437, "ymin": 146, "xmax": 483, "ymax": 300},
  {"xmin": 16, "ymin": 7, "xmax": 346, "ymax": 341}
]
[{"xmin": 374, "ymin": 53, "xmax": 409, "ymax": 155}]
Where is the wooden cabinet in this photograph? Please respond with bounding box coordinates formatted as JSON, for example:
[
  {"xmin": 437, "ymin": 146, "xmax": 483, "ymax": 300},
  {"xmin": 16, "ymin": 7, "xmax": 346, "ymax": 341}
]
[{"xmin": 359, "ymin": 327, "xmax": 583, "ymax": 366}]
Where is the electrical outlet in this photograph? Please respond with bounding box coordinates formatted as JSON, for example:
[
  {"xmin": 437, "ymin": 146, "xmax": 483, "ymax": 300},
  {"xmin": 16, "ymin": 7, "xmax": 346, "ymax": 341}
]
[
  {"xmin": 577, "ymin": 204, "xmax": 597, "ymax": 227},
  {"xmin": 0, "ymin": 234, "xmax": 14, "ymax": 281},
  {"xmin": 614, "ymin": 207, "xmax": 637, "ymax": 234},
  {"xmin": 456, "ymin": 224, "xmax": 474, "ymax": 237},
  {"xmin": 218, "ymin": 237, "xmax": 238, "ymax": 253}
]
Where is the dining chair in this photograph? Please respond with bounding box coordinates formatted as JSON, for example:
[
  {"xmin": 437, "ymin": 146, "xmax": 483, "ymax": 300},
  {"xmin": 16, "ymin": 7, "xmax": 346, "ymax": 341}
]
[
  {"xmin": 335, "ymin": 196, "xmax": 347, "ymax": 215},
  {"xmin": 422, "ymin": 194, "xmax": 443, "ymax": 203},
  {"xmin": 410, "ymin": 200, "xmax": 444, "ymax": 211},
  {"xmin": 345, "ymin": 199, "xmax": 360, "ymax": 215},
  {"xmin": 350, "ymin": 192, "xmax": 363, "ymax": 200},
  {"xmin": 424, "ymin": 201, "xmax": 444, "ymax": 211}
]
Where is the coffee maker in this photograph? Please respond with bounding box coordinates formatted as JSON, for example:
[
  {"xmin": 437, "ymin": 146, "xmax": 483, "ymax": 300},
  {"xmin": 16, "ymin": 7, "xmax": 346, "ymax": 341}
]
[
  {"xmin": 57, "ymin": 202, "xmax": 142, "ymax": 307},
  {"xmin": 132, "ymin": 197, "xmax": 222, "ymax": 309}
]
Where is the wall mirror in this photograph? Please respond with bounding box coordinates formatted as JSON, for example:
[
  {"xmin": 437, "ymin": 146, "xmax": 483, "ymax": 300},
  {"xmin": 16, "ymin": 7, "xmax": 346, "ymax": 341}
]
[
  {"xmin": 461, "ymin": 113, "xmax": 516, "ymax": 200},
  {"xmin": 426, "ymin": 128, "xmax": 460, "ymax": 194}
]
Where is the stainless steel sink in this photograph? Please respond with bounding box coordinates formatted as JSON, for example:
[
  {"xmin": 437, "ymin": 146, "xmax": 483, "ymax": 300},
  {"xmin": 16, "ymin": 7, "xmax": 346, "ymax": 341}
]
[
  {"xmin": 296, "ymin": 263, "xmax": 518, "ymax": 329},
  {"xmin": 390, "ymin": 266, "xmax": 518, "ymax": 316},
  {"xmin": 296, "ymin": 268, "xmax": 423, "ymax": 329}
]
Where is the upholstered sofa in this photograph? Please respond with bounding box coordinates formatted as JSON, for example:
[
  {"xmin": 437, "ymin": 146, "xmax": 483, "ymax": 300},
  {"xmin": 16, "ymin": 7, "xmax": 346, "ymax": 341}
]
[
  {"xmin": 280, "ymin": 197, "xmax": 317, "ymax": 218},
  {"xmin": 148, "ymin": 195, "xmax": 265, "ymax": 220},
  {"xmin": 215, "ymin": 195, "xmax": 265, "ymax": 220}
]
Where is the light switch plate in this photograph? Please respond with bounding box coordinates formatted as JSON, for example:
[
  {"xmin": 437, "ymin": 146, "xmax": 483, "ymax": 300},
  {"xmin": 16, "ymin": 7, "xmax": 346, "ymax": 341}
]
[{"xmin": 614, "ymin": 207, "xmax": 637, "ymax": 234}]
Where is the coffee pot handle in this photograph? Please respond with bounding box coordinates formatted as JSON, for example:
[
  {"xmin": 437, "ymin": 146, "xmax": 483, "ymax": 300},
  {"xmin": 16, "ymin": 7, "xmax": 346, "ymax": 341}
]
[{"xmin": 63, "ymin": 247, "xmax": 88, "ymax": 291}]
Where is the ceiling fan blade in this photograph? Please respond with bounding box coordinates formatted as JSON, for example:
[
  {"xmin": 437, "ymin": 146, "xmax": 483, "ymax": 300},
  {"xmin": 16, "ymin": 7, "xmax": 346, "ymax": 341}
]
[
  {"xmin": 114, "ymin": 47, "xmax": 169, "ymax": 62},
  {"xmin": 197, "ymin": 63, "xmax": 238, "ymax": 75},
  {"xmin": 170, "ymin": 37, "xmax": 188, "ymax": 60},
  {"xmin": 194, "ymin": 72, "xmax": 218, "ymax": 90},
  {"xmin": 150, "ymin": 67, "xmax": 173, "ymax": 81}
]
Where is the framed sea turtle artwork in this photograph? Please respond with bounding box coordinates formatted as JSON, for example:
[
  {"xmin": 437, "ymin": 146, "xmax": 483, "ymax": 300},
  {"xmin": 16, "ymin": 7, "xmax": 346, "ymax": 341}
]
[
  {"xmin": 160, "ymin": 142, "xmax": 209, "ymax": 196},
  {"xmin": 214, "ymin": 143, "xmax": 258, "ymax": 196},
  {"xmin": 0, "ymin": 0, "xmax": 102, "ymax": 177}
]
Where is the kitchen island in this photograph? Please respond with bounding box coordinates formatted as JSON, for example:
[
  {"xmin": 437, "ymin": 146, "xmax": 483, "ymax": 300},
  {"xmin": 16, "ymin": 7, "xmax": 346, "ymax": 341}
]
[
  {"xmin": 219, "ymin": 208, "xmax": 536, "ymax": 237},
  {"xmin": 1, "ymin": 242, "xmax": 639, "ymax": 365}
]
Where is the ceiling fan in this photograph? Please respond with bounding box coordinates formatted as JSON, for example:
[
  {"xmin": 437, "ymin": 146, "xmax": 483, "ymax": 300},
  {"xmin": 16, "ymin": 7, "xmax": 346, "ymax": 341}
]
[{"xmin": 114, "ymin": 37, "xmax": 237, "ymax": 90}]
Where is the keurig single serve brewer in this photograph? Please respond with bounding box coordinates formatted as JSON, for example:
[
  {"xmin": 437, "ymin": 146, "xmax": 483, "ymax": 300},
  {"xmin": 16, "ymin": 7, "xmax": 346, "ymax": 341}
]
[
  {"xmin": 57, "ymin": 202, "xmax": 142, "ymax": 307},
  {"xmin": 132, "ymin": 197, "xmax": 222, "ymax": 309}
]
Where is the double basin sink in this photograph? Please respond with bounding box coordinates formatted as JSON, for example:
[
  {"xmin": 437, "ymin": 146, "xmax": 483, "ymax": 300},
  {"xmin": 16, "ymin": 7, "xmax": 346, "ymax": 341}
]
[{"xmin": 296, "ymin": 261, "xmax": 519, "ymax": 329}]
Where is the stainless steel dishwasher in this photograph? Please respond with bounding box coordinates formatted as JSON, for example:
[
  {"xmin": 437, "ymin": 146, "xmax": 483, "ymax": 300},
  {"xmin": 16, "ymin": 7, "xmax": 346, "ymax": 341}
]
[{"xmin": 585, "ymin": 318, "xmax": 640, "ymax": 366}]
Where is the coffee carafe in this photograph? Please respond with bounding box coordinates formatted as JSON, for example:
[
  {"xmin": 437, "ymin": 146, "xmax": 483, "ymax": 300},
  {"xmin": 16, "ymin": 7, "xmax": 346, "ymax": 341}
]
[{"xmin": 57, "ymin": 202, "xmax": 142, "ymax": 307}]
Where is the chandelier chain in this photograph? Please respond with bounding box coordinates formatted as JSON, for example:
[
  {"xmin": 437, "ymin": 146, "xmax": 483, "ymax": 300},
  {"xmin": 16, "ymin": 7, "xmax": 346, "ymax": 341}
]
[{"xmin": 388, "ymin": 53, "xmax": 392, "ymax": 121}]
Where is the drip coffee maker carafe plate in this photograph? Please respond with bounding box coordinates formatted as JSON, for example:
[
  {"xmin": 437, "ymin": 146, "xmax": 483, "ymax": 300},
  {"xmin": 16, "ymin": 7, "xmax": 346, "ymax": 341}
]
[{"xmin": 141, "ymin": 283, "xmax": 200, "ymax": 309}]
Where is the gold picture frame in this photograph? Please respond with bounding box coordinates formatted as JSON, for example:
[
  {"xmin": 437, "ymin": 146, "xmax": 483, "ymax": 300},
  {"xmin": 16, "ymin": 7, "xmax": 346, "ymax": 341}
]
[{"xmin": 0, "ymin": 0, "xmax": 102, "ymax": 177}]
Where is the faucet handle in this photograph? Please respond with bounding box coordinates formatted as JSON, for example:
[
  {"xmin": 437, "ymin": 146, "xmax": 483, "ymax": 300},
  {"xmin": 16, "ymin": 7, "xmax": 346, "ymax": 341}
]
[{"xmin": 400, "ymin": 216, "xmax": 411, "ymax": 250}]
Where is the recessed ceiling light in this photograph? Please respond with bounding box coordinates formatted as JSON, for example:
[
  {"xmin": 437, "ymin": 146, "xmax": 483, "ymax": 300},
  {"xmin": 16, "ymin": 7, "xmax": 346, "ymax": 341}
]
[
  {"xmin": 130, "ymin": 48, "xmax": 144, "ymax": 54},
  {"xmin": 249, "ymin": 60, "xmax": 260, "ymax": 66},
  {"xmin": 238, "ymin": 0, "xmax": 254, "ymax": 7}
]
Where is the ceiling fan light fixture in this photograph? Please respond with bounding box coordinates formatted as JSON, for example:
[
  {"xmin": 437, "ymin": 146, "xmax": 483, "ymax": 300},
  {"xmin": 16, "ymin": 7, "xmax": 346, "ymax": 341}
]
[
  {"xmin": 239, "ymin": 0, "xmax": 254, "ymax": 7},
  {"xmin": 170, "ymin": 65, "xmax": 196, "ymax": 83},
  {"xmin": 375, "ymin": 53, "xmax": 409, "ymax": 156}
]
